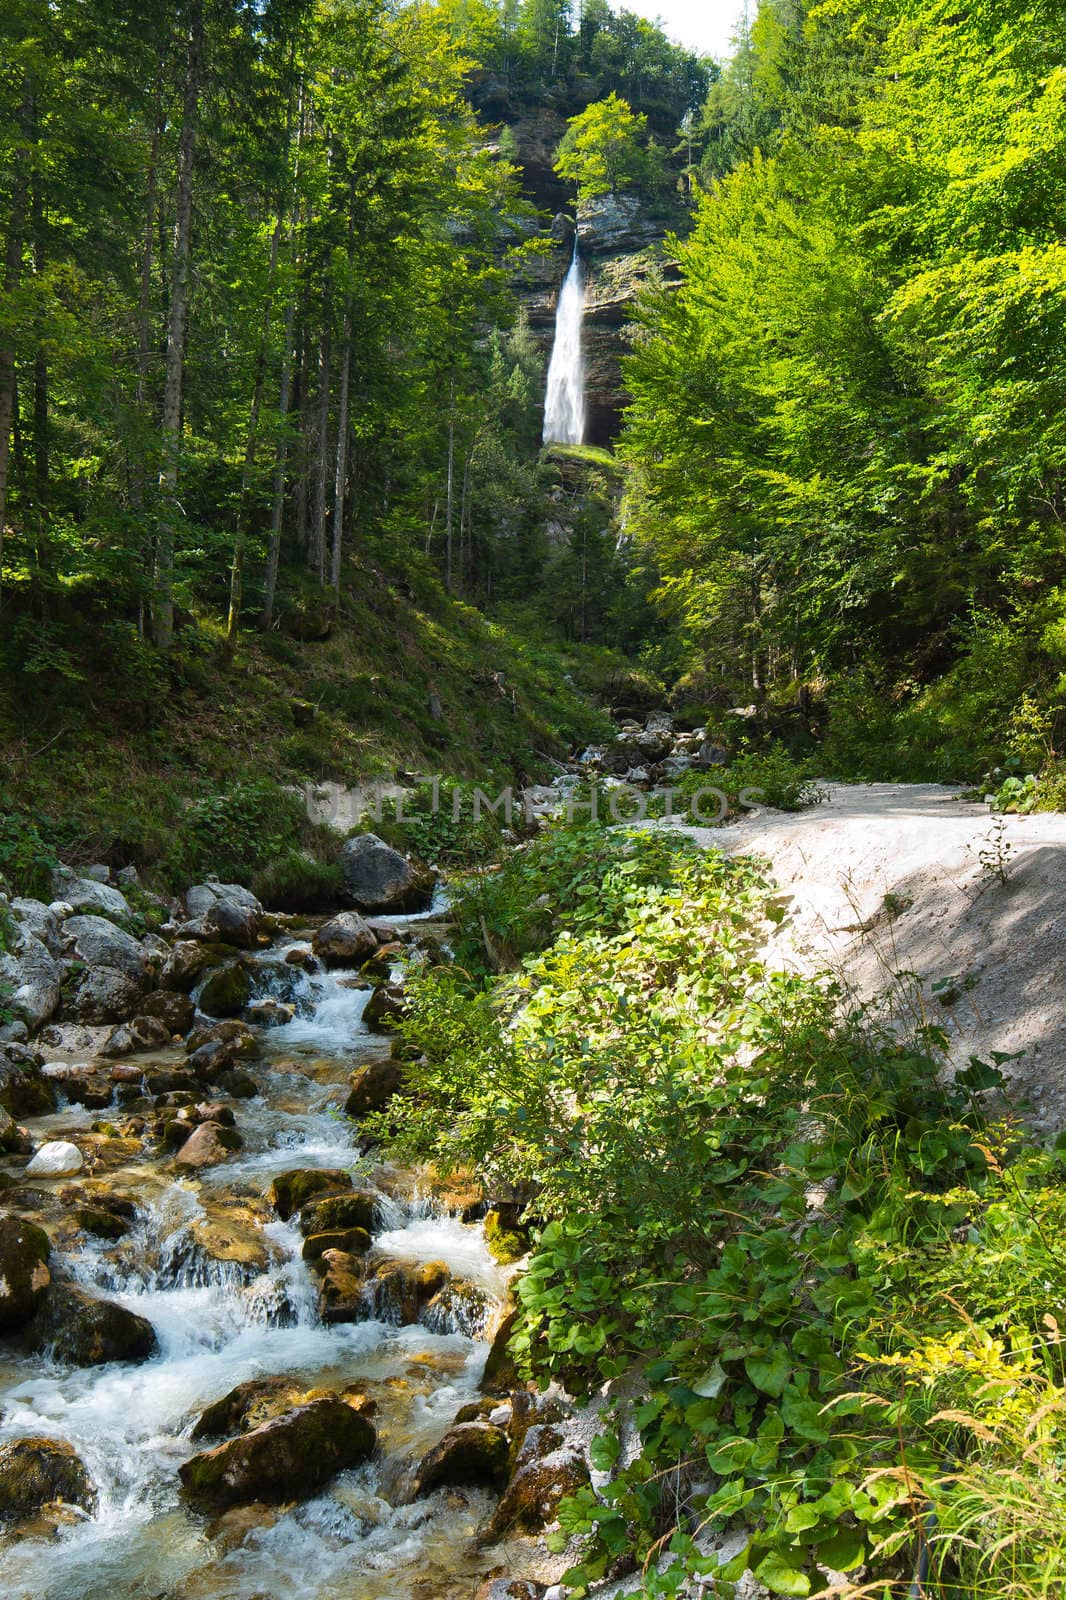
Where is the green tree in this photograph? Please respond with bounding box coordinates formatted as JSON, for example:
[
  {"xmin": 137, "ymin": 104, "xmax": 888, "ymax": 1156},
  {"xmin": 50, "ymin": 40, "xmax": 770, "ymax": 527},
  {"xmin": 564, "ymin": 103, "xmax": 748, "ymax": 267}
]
[{"xmin": 554, "ymin": 91, "xmax": 650, "ymax": 198}]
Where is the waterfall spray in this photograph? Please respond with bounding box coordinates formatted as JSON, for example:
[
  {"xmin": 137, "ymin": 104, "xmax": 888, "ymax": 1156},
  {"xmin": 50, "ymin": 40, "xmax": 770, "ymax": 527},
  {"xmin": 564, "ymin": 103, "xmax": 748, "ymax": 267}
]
[{"xmin": 543, "ymin": 236, "xmax": 586, "ymax": 445}]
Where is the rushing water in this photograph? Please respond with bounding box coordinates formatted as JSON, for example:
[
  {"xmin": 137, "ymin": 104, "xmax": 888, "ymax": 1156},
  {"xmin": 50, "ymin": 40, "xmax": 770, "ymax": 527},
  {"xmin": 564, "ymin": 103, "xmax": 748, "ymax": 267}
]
[
  {"xmin": 543, "ymin": 237, "xmax": 587, "ymax": 446},
  {"xmin": 0, "ymin": 930, "xmax": 510, "ymax": 1600}
]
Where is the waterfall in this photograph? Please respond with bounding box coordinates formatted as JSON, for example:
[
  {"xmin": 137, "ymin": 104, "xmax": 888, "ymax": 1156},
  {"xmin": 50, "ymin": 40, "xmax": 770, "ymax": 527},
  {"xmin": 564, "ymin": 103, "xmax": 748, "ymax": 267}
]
[{"xmin": 543, "ymin": 236, "xmax": 587, "ymax": 446}]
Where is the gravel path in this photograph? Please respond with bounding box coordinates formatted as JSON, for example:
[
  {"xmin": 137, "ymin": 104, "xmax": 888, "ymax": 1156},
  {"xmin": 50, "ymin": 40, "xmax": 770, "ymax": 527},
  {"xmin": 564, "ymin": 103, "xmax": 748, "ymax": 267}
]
[{"xmin": 659, "ymin": 782, "xmax": 1066, "ymax": 1134}]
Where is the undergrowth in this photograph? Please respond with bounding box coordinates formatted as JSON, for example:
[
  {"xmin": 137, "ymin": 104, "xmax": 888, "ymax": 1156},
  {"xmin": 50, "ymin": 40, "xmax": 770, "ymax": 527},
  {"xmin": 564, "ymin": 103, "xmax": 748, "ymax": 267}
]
[{"xmin": 372, "ymin": 821, "xmax": 1066, "ymax": 1599}]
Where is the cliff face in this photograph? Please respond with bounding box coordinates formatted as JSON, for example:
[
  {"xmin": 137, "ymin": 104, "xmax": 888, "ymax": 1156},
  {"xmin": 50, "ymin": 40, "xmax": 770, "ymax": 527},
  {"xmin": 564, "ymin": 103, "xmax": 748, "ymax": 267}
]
[{"xmin": 482, "ymin": 82, "xmax": 683, "ymax": 447}]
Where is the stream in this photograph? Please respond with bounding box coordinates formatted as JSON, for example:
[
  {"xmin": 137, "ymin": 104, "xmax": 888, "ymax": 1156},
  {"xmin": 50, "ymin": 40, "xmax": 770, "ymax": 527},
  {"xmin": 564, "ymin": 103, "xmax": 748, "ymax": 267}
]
[{"xmin": 0, "ymin": 916, "xmax": 513, "ymax": 1600}]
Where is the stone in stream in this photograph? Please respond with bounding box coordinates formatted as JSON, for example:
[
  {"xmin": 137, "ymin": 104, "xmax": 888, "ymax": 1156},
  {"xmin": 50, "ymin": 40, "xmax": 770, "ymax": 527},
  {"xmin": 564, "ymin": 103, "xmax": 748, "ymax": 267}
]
[
  {"xmin": 26, "ymin": 1282, "xmax": 157, "ymax": 1365},
  {"xmin": 197, "ymin": 963, "xmax": 252, "ymax": 1019},
  {"xmin": 183, "ymin": 882, "xmax": 266, "ymax": 950},
  {"xmin": 362, "ymin": 1259, "xmax": 450, "ymax": 1326},
  {"xmin": 0, "ymin": 932, "xmax": 62, "ymax": 1031},
  {"xmin": 269, "ymin": 1167, "xmax": 353, "ymax": 1222},
  {"xmin": 338, "ymin": 833, "xmax": 434, "ymax": 914},
  {"xmin": 297, "ymin": 1190, "xmax": 377, "ymax": 1237},
  {"xmin": 192, "ymin": 1374, "xmax": 314, "ymax": 1439},
  {"xmin": 317, "ymin": 1248, "xmax": 369, "ymax": 1323},
  {"xmin": 173, "ymin": 1120, "xmax": 243, "ymax": 1170},
  {"xmin": 159, "ymin": 939, "xmax": 218, "ymax": 991},
  {"xmin": 344, "ymin": 1057, "xmax": 404, "ymax": 1120},
  {"xmin": 413, "ymin": 1421, "xmax": 510, "ymax": 1496},
  {"xmin": 0, "ymin": 1045, "xmax": 57, "ymax": 1117},
  {"xmin": 100, "ymin": 1015, "xmax": 173, "ymax": 1057},
  {"xmin": 302, "ymin": 1227, "xmax": 372, "ymax": 1264},
  {"xmin": 363, "ymin": 983, "xmax": 407, "ymax": 1031},
  {"xmin": 26, "ymin": 1139, "xmax": 84, "ymax": 1177},
  {"xmin": 186, "ymin": 1019, "xmax": 260, "ymax": 1058},
  {"xmin": 179, "ymin": 1397, "xmax": 377, "ymax": 1508},
  {"xmin": 0, "ymin": 1436, "xmax": 97, "ymax": 1524},
  {"xmin": 139, "ymin": 988, "xmax": 196, "ymax": 1034},
  {"xmin": 311, "ymin": 911, "xmax": 378, "ymax": 966},
  {"xmin": 485, "ymin": 1423, "xmax": 589, "ymax": 1538},
  {"xmin": 481, "ymin": 1306, "xmax": 521, "ymax": 1393},
  {"xmin": 0, "ymin": 1106, "xmax": 29, "ymax": 1154},
  {"xmin": 75, "ymin": 1205, "xmax": 130, "ymax": 1240},
  {"xmin": 217, "ymin": 1067, "xmax": 259, "ymax": 1099},
  {"xmin": 476, "ymin": 1583, "xmax": 544, "ymax": 1600},
  {"xmin": 0, "ymin": 1216, "xmax": 51, "ymax": 1329}
]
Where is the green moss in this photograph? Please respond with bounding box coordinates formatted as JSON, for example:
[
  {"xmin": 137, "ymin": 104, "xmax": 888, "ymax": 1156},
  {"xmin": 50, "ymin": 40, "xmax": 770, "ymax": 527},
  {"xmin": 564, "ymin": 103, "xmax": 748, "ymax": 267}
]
[{"xmin": 484, "ymin": 1209, "xmax": 530, "ymax": 1264}]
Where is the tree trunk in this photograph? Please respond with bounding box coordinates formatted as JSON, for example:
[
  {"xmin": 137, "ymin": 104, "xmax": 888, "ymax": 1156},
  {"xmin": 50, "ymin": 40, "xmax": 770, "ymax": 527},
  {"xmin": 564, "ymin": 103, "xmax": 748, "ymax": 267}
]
[
  {"xmin": 0, "ymin": 95, "xmax": 30, "ymax": 603},
  {"xmin": 153, "ymin": 0, "xmax": 203, "ymax": 651},
  {"xmin": 30, "ymin": 88, "xmax": 48, "ymax": 527},
  {"xmin": 444, "ymin": 376, "xmax": 456, "ymax": 595},
  {"xmin": 309, "ymin": 308, "xmax": 331, "ymax": 584},
  {"xmin": 329, "ymin": 316, "xmax": 352, "ymax": 595},
  {"xmin": 260, "ymin": 284, "xmax": 297, "ymax": 630}
]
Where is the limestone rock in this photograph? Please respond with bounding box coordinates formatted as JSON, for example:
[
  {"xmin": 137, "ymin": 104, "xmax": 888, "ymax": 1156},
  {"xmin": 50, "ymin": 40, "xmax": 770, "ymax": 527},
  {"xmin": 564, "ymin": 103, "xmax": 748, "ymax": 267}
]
[
  {"xmin": 0, "ymin": 1216, "xmax": 51, "ymax": 1329},
  {"xmin": 269, "ymin": 1167, "xmax": 352, "ymax": 1222},
  {"xmin": 51, "ymin": 867, "xmax": 131, "ymax": 920},
  {"xmin": 363, "ymin": 983, "xmax": 407, "ymax": 1031},
  {"xmin": 179, "ymin": 1397, "xmax": 376, "ymax": 1508},
  {"xmin": 197, "ymin": 963, "xmax": 252, "ymax": 1019},
  {"xmin": 0, "ymin": 1436, "xmax": 96, "ymax": 1524},
  {"xmin": 139, "ymin": 989, "xmax": 196, "ymax": 1034},
  {"xmin": 191, "ymin": 1374, "xmax": 313, "ymax": 1439},
  {"xmin": 100, "ymin": 1015, "xmax": 172, "ymax": 1057},
  {"xmin": 159, "ymin": 940, "xmax": 215, "ymax": 991},
  {"xmin": 339, "ymin": 833, "xmax": 433, "ymax": 914},
  {"xmin": 26, "ymin": 1140, "xmax": 84, "ymax": 1177},
  {"xmin": 317, "ymin": 1248, "xmax": 369, "ymax": 1323},
  {"xmin": 0, "ymin": 934, "xmax": 62, "ymax": 1031},
  {"xmin": 298, "ymin": 1190, "xmax": 376, "ymax": 1237},
  {"xmin": 26, "ymin": 1282, "xmax": 157, "ymax": 1365},
  {"xmin": 312, "ymin": 912, "xmax": 378, "ymax": 966},
  {"xmin": 414, "ymin": 1421, "xmax": 510, "ymax": 1496},
  {"xmin": 174, "ymin": 1120, "xmax": 243, "ymax": 1170},
  {"xmin": 345, "ymin": 1057, "xmax": 404, "ymax": 1120},
  {"xmin": 487, "ymin": 1424, "xmax": 589, "ymax": 1537},
  {"xmin": 0, "ymin": 1046, "xmax": 56, "ymax": 1117},
  {"xmin": 184, "ymin": 883, "xmax": 265, "ymax": 949},
  {"xmin": 302, "ymin": 1227, "xmax": 371, "ymax": 1263}
]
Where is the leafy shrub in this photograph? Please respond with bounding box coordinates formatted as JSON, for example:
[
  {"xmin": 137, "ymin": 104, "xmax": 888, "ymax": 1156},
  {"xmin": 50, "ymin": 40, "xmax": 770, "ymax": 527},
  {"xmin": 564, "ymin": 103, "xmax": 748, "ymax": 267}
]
[
  {"xmin": 250, "ymin": 849, "xmax": 344, "ymax": 912},
  {"xmin": 0, "ymin": 802, "xmax": 57, "ymax": 898},
  {"xmin": 164, "ymin": 780, "xmax": 307, "ymax": 887},
  {"xmin": 370, "ymin": 779, "xmax": 507, "ymax": 869}
]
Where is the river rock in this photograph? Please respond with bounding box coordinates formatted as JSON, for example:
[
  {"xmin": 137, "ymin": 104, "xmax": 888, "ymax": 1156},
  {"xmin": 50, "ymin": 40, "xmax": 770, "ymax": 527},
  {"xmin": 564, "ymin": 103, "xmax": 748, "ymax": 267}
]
[
  {"xmin": 0, "ymin": 1216, "xmax": 51, "ymax": 1329},
  {"xmin": 344, "ymin": 1057, "xmax": 404, "ymax": 1120},
  {"xmin": 364, "ymin": 1259, "xmax": 450, "ymax": 1325},
  {"xmin": 269, "ymin": 1167, "xmax": 353, "ymax": 1222},
  {"xmin": 363, "ymin": 983, "xmax": 407, "ymax": 1030},
  {"xmin": 192, "ymin": 1374, "xmax": 314, "ymax": 1439},
  {"xmin": 414, "ymin": 1421, "xmax": 510, "ymax": 1495},
  {"xmin": 695, "ymin": 738, "xmax": 729, "ymax": 768},
  {"xmin": 339, "ymin": 834, "xmax": 433, "ymax": 914},
  {"xmin": 159, "ymin": 940, "xmax": 216, "ymax": 991},
  {"xmin": 11, "ymin": 897, "xmax": 65, "ymax": 955},
  {"xmin": 179, "ymin": 1397, "xmax": 376, "ymax": 1508},
  {"xmin": 312, "ymin": 911, "xmax": 378, "ymax": 966},
  {"xmin": 197, "ymin": 963, "xmax": 252, "ymax": 1019},
  {"xmin": 317, "ymin": 1248, "xmax": 369, "ymax": 1322},
  {"xmin": 26, "ymin": 1282, "xmax": 157, "ymax": 1365},
  {"xmin": 486, "ymin": 1424, "xmax": 589, "ymax": 1537},
  {"xmin": 217, "ymin": 1068, "xmax": 259, "ymax": 1099},
  {"xmin": 174, "ymin": 1120, "xmax": 243, "ymax": 1170},
  {"xmin": 481, "ymin": 1306, "xmax": 521, "ymax": 1392},
  {"xmin": 302, "ymin": 1227, "xmax": 371, "ymax": 1263},
  {"xmin": 0, "ymin": 934, "xmax": 62, "ymax": 1031},
  {"xmin": 26, "ymin": 1140, "xmax": 84, "ymax": 1177},
  {"xmin": 297, "ymin": 1190, "xmax": 376, "ymax": 1236},
  {"xmin": 75, "ymin": 1205, "xmax": 130, "ymax": 1240},
  {"xmin": 100, "ymin": 1015, "xmax": 172, "ymax": 1057},
  {"xmin": 62, "ymin": 915, "xmax": 151, "ymax": 1021},
  {"xmin": 51, "ymin": 867, "xmax": 131, "ymax": 920},
  {"xmin": 139, "ymin": 989, "xmax": 196, "ymax": 1034},
  {"xmin": 0, "ymin": 1046, "xmax": 57, "ymax": 1117},
  {"xmin": 477, "ymin": 1584, "xmax": 543, "ymax": 1600},
  {"xmin": 187, "ymin": 1019, "xmax": 259, "ymax": 1057},
  {"xmin": 184, "ymin": 882, "xmax": 265, "ymax": 949},
  {"xmin": 0, "ymin": 1436, "xmax": 96, "ymax": 1524},
  {"xmin": 0, "ymin": 1107, "xmax": 29, "ymax": 1154}
]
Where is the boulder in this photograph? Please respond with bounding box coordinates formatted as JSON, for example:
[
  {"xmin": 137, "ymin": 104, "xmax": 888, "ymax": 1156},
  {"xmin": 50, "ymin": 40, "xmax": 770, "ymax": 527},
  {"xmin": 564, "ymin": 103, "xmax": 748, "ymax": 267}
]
[
  {"xmin": 139, "ymin": 989, "xmax": 196, "ymax": 1034},
  {"xmin": 0, "ymin": 934, "xmax": 62, "ymax": 1031},
  {"xmin": 75, "ymin": 1205, "xmax": 130, "ymax": 1240},
  {"xmin": 184, "ymin": 883, "xmax": 265, "ymax": 949},
  {"xmin": 62, "ymin": 915, "xmax": 151, "ymax": 1021},
  {"xmin": 0, "ymin": 1436, "xmax": 96, "ymax": 1524},
  {"xmin": 312, "ymin": 912, "xmax": 378, "ymax": 966},
  {"xmin": 297, "ymin": 1190, "xmax": 377, "ymax": 1237},
  {"xmin": 51, "ymin": 867, "xmax": 131, "ymax": 920},
  {"xmin": 10, "ymin": 897, "xmax": 65, "ymax": 955},
  {"xmin": 197, "ymin": 963, "xmax": 252, "ymax": 1019},
  {"xmin": 695, "ymin": 738, "xmax": 729, "ymax": 769},
  {"xmin": 186, "ymin": 1019, "xmax": 259, "ymax": 1058},
  {"xmin": 217, "ymin": 1068, "xmax": 259, "ymax": 1099},
  {"xmin": 339, "ymin": 834, "xmax": 433, "ymax": 914},
  {"xmin": 179, "ymin": 1397, "xmax": 376, "ymax": 1508},
  {"xmin": 0, "ymin": 1046, "xmax": 57, "ymax": 1117},
  {"xmin": 191, "ymin": 1374, "xmax": 313, "ymax": 1440},
  {"xmin": 100, "ymin": 1015, "xmax": 172, "ymax": 1057},
  {"xmin": 344, "ymin": 1057, "xmax": 404, "ymax": 1120},
  {"xmin": 0, "ymin": 1106, "xmax": 29, "ymax": 1154},
  {"xmin": 0, "ymin": 1216, "xmax": 51, "ymax": 1329},
  {"xmin": 26, "ymin": 1140, "xmax": 84, "ymax": 1177},
  {"xmin": 317, "ymin": 1248, "xmax": 369, "ymax": 1323},
  {"xmin": 481, "ymin": 1306, "xmax": 521, "ymax": 1392},
  {"xmin": 26, "ymin": 1282, "xmax": 156, "ymax": 1365},
  {"xmin": 363, "ymin": 984, "xmax": 407, "ymax": 1031},
  {"xmin": 302, "ymin": 1227, "xmax": 371, "ymax": 1263},
  {"xmin": 414, "ymin": 1421, "xmax": 510, "ymax": 1496},
  {"xmin": 487, "ymin": 1424, "xmax": 590, "ymax": 1537},
  {"xmin": 269, "ymin": 1167, "xmax": 352, "ymax": 1222},
  {"xmin": 364, "ymin": 1259, "xmax": 450, "ymax": 1326},
  {"xmin": 477, "ymin": 1583, "xmax": 543, "ymax": 1600},
  {"xmin": 62, "ymin": 915, "xmax": 146, "ymax": 977},
  {"xmin": 246, "ymin": 998, "xmax": 295, "ymax": 1027},
  {"xmin": 159, "ymin": 940, "xmax": 216, "ymax": 992},
  {"xmin": 173, "ymin": 1121, "xmax": 243, "ymax": 1170}
]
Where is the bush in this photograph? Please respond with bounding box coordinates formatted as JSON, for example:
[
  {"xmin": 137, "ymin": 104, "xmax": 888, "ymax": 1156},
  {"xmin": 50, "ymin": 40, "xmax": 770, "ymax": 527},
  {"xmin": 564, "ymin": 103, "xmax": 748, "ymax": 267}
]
[
  {"xmin": 250, "ymin": 849, "xmax": 344, "ymax": 912},
  {"xmin": 164, "ymin": 780, "xmax": 308, "ymax": 887},
  {"xmin": 0, "ymin": 802, "xmax": 57, "ymax": 898}
]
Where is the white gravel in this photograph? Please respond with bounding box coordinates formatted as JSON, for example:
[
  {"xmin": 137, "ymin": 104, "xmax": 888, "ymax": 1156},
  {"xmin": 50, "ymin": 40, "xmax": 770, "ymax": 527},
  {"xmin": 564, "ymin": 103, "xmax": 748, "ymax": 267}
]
[{"xmin": 657, "ymin": 781, "xmax": 1066, "ymax": 1134}]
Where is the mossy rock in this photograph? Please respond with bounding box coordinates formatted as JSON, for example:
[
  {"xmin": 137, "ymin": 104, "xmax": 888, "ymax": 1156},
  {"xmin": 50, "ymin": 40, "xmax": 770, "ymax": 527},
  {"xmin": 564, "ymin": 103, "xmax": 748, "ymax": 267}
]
[
  {"xmin": 414, "ymin": 1421, "xmax": 510, "ymax": 1496},
  {"xmin": 481, "ymin": 1306, "xmax": 521, "ymax": 1393},
  {"xmin": 302, "ymin": 1227, "xmax": 371, "ymax": 1263},
  {"xmin": 0, "ymin": 1436, "xmax": 97, "ymax": 1524},
  {"xmin": 344, "ymin": 1058, "xmax": 404, "ymax": 1120},
  {"xmin": 179, "ymin": 1397, "xmax": 376, "ymax": 1508},
  {"xmin": 297, "ymin": 1190, "xmax": 377, "ymax": 1237},
  {"xmin": 192, "ymin": 1374, "xmax": 310, "ymax": 1440},
  {"xmin": 26, "ymin": 1282, "xmax": 157, "ymax": 1366},
  {"xmin": 197, "ymin": 964, "xmax": 252, "ymax": 1019},
  {"xmin": 484, "ymin": 1209, "xmax": 529, "ymax": 1265},
  {"xmin": 0, "ymin": 1215, "xmax": 51, "ymax": 1330},
  {"xmin": 269, "ymin": 1167, "xmax": 352, "ymax": 1222},
  {"xmin": 75, "ymin": 1205, "xmax": 129, "ymax": 1240},
  {"xmin": 487, "ymin": 1424, "xmax": 589, "ymax": 1537}
]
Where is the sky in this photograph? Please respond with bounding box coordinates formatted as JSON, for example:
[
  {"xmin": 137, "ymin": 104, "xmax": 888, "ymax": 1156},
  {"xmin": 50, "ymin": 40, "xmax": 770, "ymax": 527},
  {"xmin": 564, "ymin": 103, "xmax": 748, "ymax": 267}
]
[{"xmin": 621, "ymin": 0, "xmax": 748, "ymax": 59}]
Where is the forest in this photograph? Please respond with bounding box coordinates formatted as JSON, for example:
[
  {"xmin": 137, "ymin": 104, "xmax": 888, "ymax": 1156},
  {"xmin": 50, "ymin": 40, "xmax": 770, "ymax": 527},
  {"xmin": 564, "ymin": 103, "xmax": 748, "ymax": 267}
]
[{"xmin": 1, "ymin": 2, "xmax": 1066, "ymax": 1599}]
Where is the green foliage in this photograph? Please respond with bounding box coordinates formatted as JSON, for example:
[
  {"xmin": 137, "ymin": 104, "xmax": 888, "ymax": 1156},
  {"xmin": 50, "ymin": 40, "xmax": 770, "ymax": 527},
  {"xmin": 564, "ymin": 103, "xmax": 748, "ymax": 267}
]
[
  {"xmin": 371, "ymin": 816, "xmax": 1066, "ymax": 1597},
  {"xmin": 163, "ymin": 780, "xmax": 309, "ymax": 888},
  {"xmin": 249, "ymin": 850, "xmax": 344, "ymax": 913},
  {"xmin": 554, "ymin": 93, "xmax": 661, "ymax": 200},
  {"xmin": 369, "ymin": 779, "xmax": 506, "ymax": 868},
  {"xmin": 0, "ymin": 802, "xmax": 57, "ymax": 899}
]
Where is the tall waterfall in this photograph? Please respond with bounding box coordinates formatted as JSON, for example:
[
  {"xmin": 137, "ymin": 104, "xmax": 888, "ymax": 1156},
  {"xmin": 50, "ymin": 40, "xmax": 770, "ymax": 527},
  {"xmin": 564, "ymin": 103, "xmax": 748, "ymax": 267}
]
[{"xmin": 543, "ymin": 237, "xmax": 587, "ymax": 445}]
